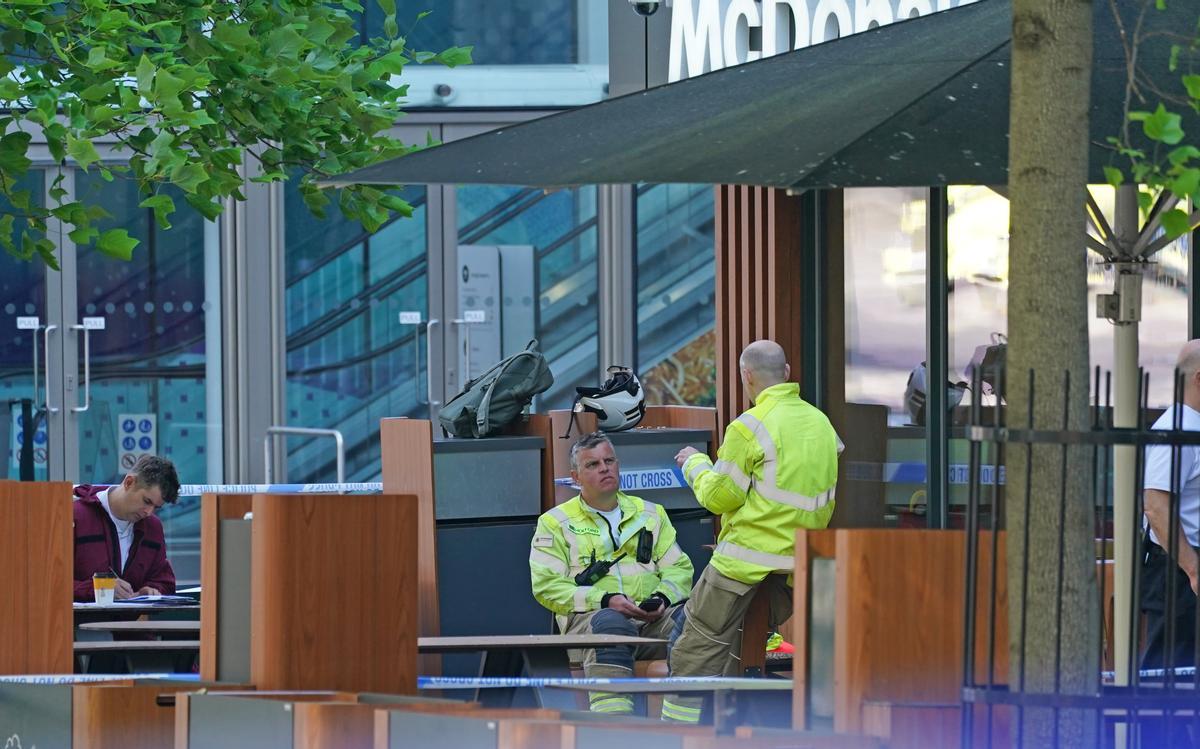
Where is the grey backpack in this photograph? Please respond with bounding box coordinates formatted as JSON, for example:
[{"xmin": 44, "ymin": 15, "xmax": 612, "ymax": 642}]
[{"xmin": 437, "ymin": 340, "xmax": 555, "ymax": 438}]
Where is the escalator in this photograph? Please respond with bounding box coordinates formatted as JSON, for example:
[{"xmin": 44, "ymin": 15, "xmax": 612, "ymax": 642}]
[{"xmin": 285, "ymin": 184, "xmax": 716, "ymax": 483}]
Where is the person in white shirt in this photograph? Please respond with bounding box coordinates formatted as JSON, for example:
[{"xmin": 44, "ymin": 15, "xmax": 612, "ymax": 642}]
[{"xmin": 1142, "ymin": 339, "xmax": 1200, "ymax": 677}]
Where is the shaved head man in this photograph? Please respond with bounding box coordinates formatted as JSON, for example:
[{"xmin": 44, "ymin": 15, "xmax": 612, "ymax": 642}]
[
  {"xmin": 738, "ymin": 340, "xmax": 789, "ymax": 401},
  {"xmin": 665, "ymin": 340, "xmax": 840, "ymax": 723}
]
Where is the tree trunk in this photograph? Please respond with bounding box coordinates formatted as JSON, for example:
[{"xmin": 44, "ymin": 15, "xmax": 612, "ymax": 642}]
[{"xmin": 1006, "ymin": 1, "xmax": 1100, "ymax": 747}]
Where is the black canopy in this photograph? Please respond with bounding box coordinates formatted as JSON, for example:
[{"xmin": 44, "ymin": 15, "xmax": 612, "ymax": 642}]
[{"xmin": 328, "ymin": 0, "xmax": 1195, "ymax": 189}]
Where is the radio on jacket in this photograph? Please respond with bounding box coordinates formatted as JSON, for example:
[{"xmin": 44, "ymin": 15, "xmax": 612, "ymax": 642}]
[
  {"xmin": 636, "ymin": 528, "xmax": 654, "ymax": 564},
  {"xmin": 574, "ymin": 551, "xmax": 626, "ymax": 586}
]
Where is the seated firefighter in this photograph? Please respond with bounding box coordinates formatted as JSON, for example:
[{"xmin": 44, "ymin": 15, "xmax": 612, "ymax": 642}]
[
  {"xmin": 73, "ymin": 455, "xmax": 181, "ymax": 601},
  {"xmin": 529, "ymin": 431, "xmax": 694, "ymax": 714}
]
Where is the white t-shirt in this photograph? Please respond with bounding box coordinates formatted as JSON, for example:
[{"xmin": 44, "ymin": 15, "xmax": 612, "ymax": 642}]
[
  {"xmin": 98, "ymin": 488, "xmax": 135, "ymax": 571},
  {"xmin": 595, "ymin": 505, "xmax": 624, "ymax": 549},
  {"xmin": 1144, "ymin": 404, "xmax": 1200, "ymax": 548}
]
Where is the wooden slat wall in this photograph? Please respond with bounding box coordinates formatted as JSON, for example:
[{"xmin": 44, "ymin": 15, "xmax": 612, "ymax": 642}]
[
  {"xmin": 0, "ymin": 481, "xmax": 73, "ymax": 675},
  {"xmin": 380, "ymin": 418, "xmax": 441, "ymax": 675},
  {"xmin": 714, "ymin": 186, "xmax": 814, "ymax": 432}
]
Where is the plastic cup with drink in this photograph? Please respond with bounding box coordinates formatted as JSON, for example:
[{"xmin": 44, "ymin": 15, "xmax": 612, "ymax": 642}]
[{"xmin": 92, "ymin": 571, "xmax": 118, "ymax": 605}]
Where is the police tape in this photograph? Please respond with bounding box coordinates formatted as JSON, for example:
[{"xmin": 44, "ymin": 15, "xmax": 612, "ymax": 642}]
[
  {"xmin": 0, "ymin": 673, "xmax": 200, "ymax": 684},
  {"xmin": 418, "ymin": 676, "xmax": 752, "ymax": 689},
  {"xmin": 1101, "ymin": 666, "xmax": 1196, "ymax": 681},
  {"xmin": 554, "ymin": 467, "xmax": 688, "ymax": 492},
  {"xmin": 74, "ymin": 483, "xmax": 384, "ymax": 497}
]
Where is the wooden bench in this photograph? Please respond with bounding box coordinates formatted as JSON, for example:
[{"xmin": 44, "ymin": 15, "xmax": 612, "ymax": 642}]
[
  {"xmin": 417, "ymin": 635, "xmax": 666, "ymax": 710},
  {"xmin": 79, "ymin": 621, "xmax": 200, "ymax": 634},
  {"xmin": 74, "ymin": 639, "xmax": 200, "ymax": 675}
]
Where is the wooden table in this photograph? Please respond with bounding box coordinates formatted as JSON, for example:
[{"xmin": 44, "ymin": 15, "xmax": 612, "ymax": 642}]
[
  {"xmin": 79, "ymin": 621, "xmax": 200, "ymax": 634},
  {"xmin": 73, "ymin": 602, "xmax": 199, "ymax": 614},
  {"xmin": 417, "ymin": 635, "xmax": 667, "ymax": 710}
]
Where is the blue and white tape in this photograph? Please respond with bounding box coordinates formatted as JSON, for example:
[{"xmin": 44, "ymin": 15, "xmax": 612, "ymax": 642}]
[
  {"xmin": 0, "ymin": 673, "xmax": 199, "ymax": 684},
  {"xmin": 75, "ymin": 483, "xmax": 384, "ymax": 497},
  {"xmin": 419, "ymin": 675, "xmax": 758, "ymax": 690},
  {"xmin": 554, "ymin": 467, "xmax": 688, "ymax": 493}
]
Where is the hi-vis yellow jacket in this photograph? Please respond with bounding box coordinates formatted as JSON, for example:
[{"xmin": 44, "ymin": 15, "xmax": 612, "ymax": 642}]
[
  {"xmin": 683, "ymin": 382, "xmax": 840, "ymax": 584},
  {"xmin": 529, "ymin": 492, "xmax": 694, "ymax": 623}
]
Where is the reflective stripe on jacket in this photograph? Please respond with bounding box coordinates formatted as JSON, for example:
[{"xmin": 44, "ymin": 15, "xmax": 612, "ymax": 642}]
[
  {"xmin": 529, "ymin": 492, "xmax": 694, "ymax": 620},
  {"xmin": 683, "ymin": 382, "xmax": 840, "ymax": 584}
]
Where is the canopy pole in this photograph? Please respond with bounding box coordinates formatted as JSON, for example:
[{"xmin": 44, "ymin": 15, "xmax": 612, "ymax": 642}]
[{"xmin": 1111, "ymin": 185, "xmax": 1140, "ymax": 714}]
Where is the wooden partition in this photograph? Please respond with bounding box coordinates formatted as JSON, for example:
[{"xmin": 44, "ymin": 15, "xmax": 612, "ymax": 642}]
[
  {"xmin": 379, "ymin": 418, "xmax": 441, "ymax": 676},
  {"xmin": 199, "ymin": 492, "xmax": 254, "ymax": 681},
  {"xmin": 792, "ymin": 530, "xmax": 1009, "ymax": 735},
  {"xmin": 72, "ymin": 683, "xmax": 204, "ymax": 749},
  {"xmin": 0, "ymin": 481, "xmax": 73, "ymax": 674},
  {"xmin": 250, "ymin": 493, "xmax": 419, "ymax": 693},
  {"xmin": 508, "ymin": 413, "xmax": 555, "ymax": 512}
]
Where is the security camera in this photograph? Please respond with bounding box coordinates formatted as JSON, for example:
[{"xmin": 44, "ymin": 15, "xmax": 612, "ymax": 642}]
[{"xmin": 629, "ymin": 0, "xmax": 661, "ymax": 17}]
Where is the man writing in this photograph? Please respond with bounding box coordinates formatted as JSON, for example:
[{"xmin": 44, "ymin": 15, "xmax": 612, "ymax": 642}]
[
  {"xmin": 664, "ymin": 340, "xmax": 840, "ymax": 724},
  {"xmin": 529, "ymin": 431, "xmax": 694, "ymax": 714},
  {"xmin": 73, "ymin": 455, "xmax": 181, "ymax": 601}
]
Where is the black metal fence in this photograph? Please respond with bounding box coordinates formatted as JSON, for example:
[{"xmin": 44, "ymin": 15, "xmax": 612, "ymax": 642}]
[{"xmin": 961, "ymin": 366, "xmax": 1200, "ymax": 748}]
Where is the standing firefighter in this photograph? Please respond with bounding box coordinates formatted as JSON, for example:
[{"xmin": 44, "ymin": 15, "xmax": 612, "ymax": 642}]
[
  {"xmin": 529, "ymin": 432, "xmax": 694, "ymax": 714},
  {"xmin": 665, "ymin": 340, "xmax": 841, "ymax": 723}
]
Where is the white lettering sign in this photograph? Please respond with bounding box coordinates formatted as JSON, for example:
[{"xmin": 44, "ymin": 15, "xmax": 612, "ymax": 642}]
[
  {"xmin": 668, "ymin": 0, "xmax": 977, "ymax": 82},
  {"xmin": 463, "ymin": 309, "xmax": 486, "ymax": 323},
  {"xmin": 82, "ymin": 316, "xmax": 105, "ymax": 330},
  {"xmin": 16, "ymin": 316, "xmax": 39, "ymax": 330},
  {"xmin": 398, "ymin": 311, "xmax": 422, "ymax": 325}
]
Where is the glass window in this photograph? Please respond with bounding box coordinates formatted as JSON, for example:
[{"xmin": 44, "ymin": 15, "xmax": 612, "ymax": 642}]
[
  {"xmin": 635, "ymin": 184, "xmax": 716, "ymax": 407},
  {"xmin": 844, "ymin": 187, "xmax": 929, "ymax": 527},
  {"xmin": 374, "ymin": 2, "xmax": 580, "ymax": 65},
  {"xmin": 74, "ymin": 172, "xmax": 216, "ymax": 583},
  {"xmin": 359, "ymin": 2, "xmax": 609, "ymax": 108},
  {"xmin": 0, "ymin": 171, "xmax": 47, "ymax": 480},
  {"xmin": 457, "ymin": 185, "xmax": 598, "ymax": 409},
  {"xmin": 845, "ymin": 188, "xmax": 929, "ymax": 420},
  {"xmin": 284, "ymin": 182, "xmax": 428, "ymax": 484}
]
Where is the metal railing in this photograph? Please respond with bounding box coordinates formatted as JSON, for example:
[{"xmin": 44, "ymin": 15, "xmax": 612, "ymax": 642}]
[
  {"xmin": 263, "ymin": 426, "xmax": 345, "ymax": 489},
  {"xmin": 961, "ymin": 366, "xmax": 1200, "ymax": 748}
]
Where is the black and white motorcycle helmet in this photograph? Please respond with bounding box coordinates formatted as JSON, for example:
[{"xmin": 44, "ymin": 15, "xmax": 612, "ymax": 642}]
[{"xmin": 575, "ymin": 366, "xmax": 646, "ymax": 432}]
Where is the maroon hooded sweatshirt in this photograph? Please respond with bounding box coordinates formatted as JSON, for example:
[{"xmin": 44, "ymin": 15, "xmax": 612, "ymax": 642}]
[{"xmin": 73, "ymin": 484, "xmax": 175, "ymax": 601}]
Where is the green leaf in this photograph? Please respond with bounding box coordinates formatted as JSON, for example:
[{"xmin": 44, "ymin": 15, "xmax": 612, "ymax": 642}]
[
  {"xmin": 1170, "ymin": 169, "xmax": 1200, "ymax": 199},
  {"xmin": 1160, "ymin": 208, "xmax": 1194, "ymax": 239},
  {"xmin": 139, "ymin": 194, "xmax": 176, "ymax": 230},
  {"xmin": 68, "ymin": 226, "xmax": 99, "ymax": 245},
  {"xmin": 96, "ymin": 229, "xmax": 138, "ymax": 260},
  {"xmin": 1184, "ymin": 74, "xmax": 1200, "ymax": 101},
  {"xmin": 433, "ymin": 46, "xmax": 473, "ymax": 68},
  {"xmin": 0, "ymin": 130, "xmax": 34, "ymax": 175},
  {"xmin": 85, "ymin": 46, "xmax": 121, "ymax": 72},
  {"xmin": 267, "ymin": 26, "xmax": 308, "ymax": 58},
  {"xmin": 1142, "ymin": 104, "xmax": 1185, "ymax": 145},
  {"xmin": 170, "ymin": 162, "xmax": 208, "ymax": 194},
  {"xmin": 211, "ymin": 21, "xmax": 255, "ymax": 52},
  {"xmin": 1168, "ymin": 146, "xmax": 1200, "ymax": 167},
  {"xmin": 384, "ymin": 16, "xmax": 399, "ymax": 39},
  {"xmin": 1103, "ymin": 166, "xmax": 1124, "ymax": 187},
  {"xmin": 136, "ymin": 54, "xmax": 156, "ymax": 97},
  {"xmin": 153, "ymin": 69, "xmax": 185, "ymax": 102},
  {"xmin": 67, "ymin": 137, "xmax": 102, "ymax": 171}
]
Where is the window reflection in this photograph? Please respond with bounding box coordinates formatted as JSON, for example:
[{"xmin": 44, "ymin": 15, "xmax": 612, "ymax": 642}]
[
  {"xmin": 635, "ymin": 184, "xmax": 716, "ymax": 407},
  {"xmin": 845, "ymin": 188, "xmax": 928, "ymax": 423},
  {"xmin": 457, "ymin": 185, "xmax": 598, "ymax": 409}
]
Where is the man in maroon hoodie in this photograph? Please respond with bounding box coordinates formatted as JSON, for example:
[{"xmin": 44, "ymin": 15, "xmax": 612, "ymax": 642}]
[{"xmin": 73, "ymin": 455, "xmax": 181, "ymax": 602}]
